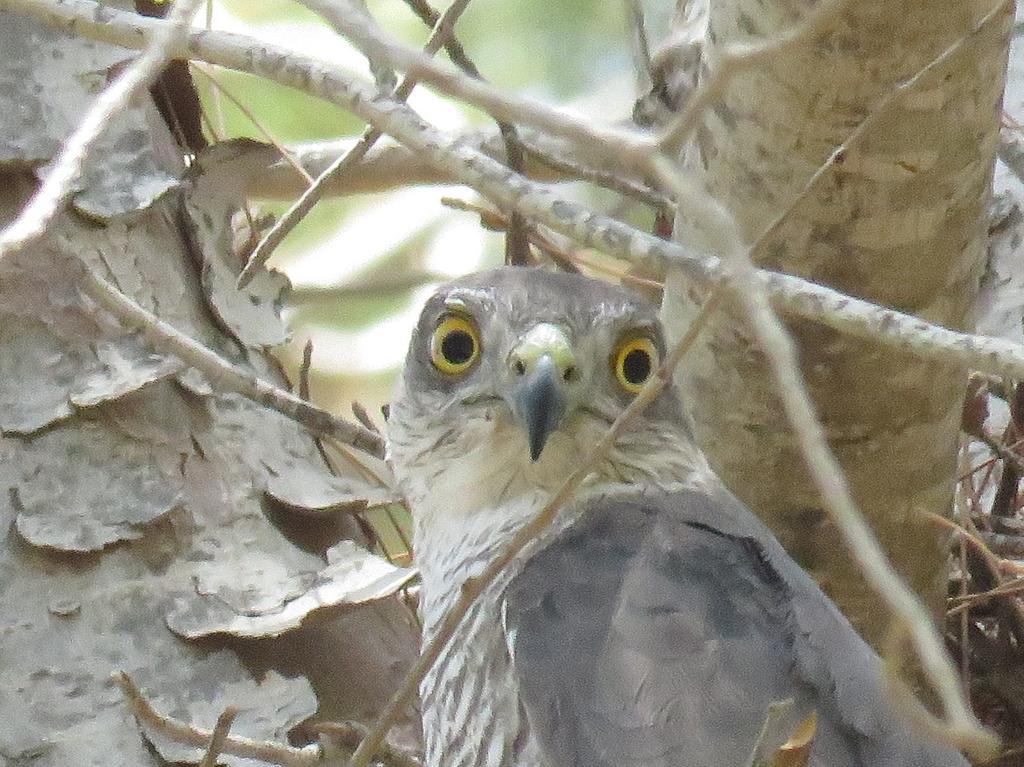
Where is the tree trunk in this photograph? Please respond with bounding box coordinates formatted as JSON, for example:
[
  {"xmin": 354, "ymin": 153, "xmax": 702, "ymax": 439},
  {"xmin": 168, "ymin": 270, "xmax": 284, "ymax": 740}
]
[
  {"xmin": 663, "ymin": 0, "xmax": 1013, "ymax": 646},
  {"xmin": 0, "ymin": 11, "xmax": 419, "ymax": 765}
]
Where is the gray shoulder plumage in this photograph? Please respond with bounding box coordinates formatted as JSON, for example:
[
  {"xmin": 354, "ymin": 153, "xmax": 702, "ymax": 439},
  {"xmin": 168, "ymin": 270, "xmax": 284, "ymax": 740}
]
[{"xmin": 502, "ymin": 487, "xmax": 968, "ymax": 767}]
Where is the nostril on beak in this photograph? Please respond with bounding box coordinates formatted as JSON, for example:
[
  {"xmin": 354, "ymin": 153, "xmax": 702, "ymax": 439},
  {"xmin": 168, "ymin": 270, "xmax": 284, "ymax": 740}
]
[
  {"xmin": 513, "ymin": 358, "xmax": 527, "ymax": 376},
  {"xmin": 563, "ymin": 365, "xmax": 578, "ymax": 383}
]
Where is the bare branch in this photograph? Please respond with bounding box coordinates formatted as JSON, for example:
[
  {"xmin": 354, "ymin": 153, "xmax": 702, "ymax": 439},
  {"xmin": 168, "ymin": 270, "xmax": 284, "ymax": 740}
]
[
  {"xmin": 381, "ymin": 0, "xmax": 532, "ymax": 265},
  {"xmin": 199, "ymin": 707, "xmax": 240, "ymax": 767},
  {"xmin": 13, "ymin": 0, "xmax": 1024, "ymax": 469},
  {"xmin": 246, "ymin": 130, "xmax": 667, "ymax": 208},
  {"xmin": 190, "ymin": 63, "xmax": 315, "ymax": 185},
  {"xmin": 351, "ymin": 401, "xmax": 382, "ymax": 435},
  {"xmin": 18, "ymin": 0, "xmax": 1024, "ymax": 395},
  {"xmin": 979, "ymin": 530, "xmax": 1024, "ymax": 559},
  {"xmin": 519, "ymin": 137, "xmax": 671, "ymax": 210},
  {"xmin": 301, "ymin": 0, "xmax": 533, "ymax": 266},
  {"xmin": 237, "ymin": 0, "xmax": 475, "ymax": 287},
  {"xmin": 4, "ymin": 0, "xmax": 1008, "ymax": 757},
  {"xmin": 290, "ymin": 0, "xmax": 654, "ymax": 172},
  {"xmin": 345, "ymin": 290, "xmax": 723, "ymax": 767},
  {"xmin": 116, "ymin": 672, "xmax": 322, "ymax": 767},
  {"xmin": 0, "ymin": 0, "xmax": 204, "ymax": 261},
  {"xmin": 75, "ymin": 252, "xmax": 386, "ymax": 458},
  {"xmin": 299, "ymin": 338, "xmax": 314, "ymax": 402},
  {"xmin": 442, "ymin": 196, "xmax": 664, "ymax": 289},
  {"xmin": 309, "ymin": 721, "xmax": 423, "ymax": 767},
  {"xmin": 237, "ymin": 137, "xmax": 457, "ymax": 198}
]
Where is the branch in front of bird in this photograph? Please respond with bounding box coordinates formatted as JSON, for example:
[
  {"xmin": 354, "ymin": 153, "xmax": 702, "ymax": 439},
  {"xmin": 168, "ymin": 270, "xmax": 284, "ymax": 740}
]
[{"xmin": 344, "ymin": 288, "xmax": 726, "ymax": 767}]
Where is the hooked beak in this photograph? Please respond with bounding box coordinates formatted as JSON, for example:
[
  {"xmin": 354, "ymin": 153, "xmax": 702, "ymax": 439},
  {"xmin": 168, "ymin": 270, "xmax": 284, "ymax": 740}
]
[{"xmin": 507, "ymin": 324, "xmax": 576, "ymax": 461}]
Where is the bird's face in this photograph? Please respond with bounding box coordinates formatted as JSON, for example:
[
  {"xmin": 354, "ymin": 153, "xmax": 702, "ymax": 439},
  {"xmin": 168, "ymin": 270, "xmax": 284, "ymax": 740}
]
[{"xmin": 388, "ymin": 268, "xmax": 693, "ymax": 513}]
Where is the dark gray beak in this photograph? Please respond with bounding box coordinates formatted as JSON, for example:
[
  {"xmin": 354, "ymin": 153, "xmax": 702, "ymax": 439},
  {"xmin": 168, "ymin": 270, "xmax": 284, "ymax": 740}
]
[
  {"xmin": 513, "ymin": 356, "xmax": 568, "ymax": 461},
  {"xmin": 506, "ymin": 323, "xmax": 576, "ymax": 461}
]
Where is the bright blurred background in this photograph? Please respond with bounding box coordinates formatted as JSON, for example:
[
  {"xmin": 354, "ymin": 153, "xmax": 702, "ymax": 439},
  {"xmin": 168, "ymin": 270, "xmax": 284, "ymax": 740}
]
[{"xmin": 194, "ymin": 0, "xmax": 672, "ymax": 421}]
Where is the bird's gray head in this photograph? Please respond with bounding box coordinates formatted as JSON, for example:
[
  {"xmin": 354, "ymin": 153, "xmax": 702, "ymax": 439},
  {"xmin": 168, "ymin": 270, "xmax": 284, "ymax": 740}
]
[{"xmin": 388, "ymin": 268, "xmax": 702, "ymax": 520}]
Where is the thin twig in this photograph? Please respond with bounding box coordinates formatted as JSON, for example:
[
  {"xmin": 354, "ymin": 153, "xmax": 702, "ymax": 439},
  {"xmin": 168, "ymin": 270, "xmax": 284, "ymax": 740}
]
[
  {"xmin": 390, "ymin": 0, "xmax": 532, "ymax": 266},
  {"xmin": 345, "ymin": 0, "xmax": 535, "ymax": 267},
  {"xmin": 190, "ymin": 64, "xmax": 314, "ymax": 185},
  {"xmin": 931, "ymin": 508, "xmax": 1024, "ymax": 642},
  {"xmin": 308, "ymin": 722, "xmax": 422, "ymax": 767},
  {"xmin": 397, "ymin": 0, "xmax": 474, "ymax": 71},
  {"xmin": 203, "ymin": 0, "xmax": 227, "ymax": 137},
  {"xmin": 252, "ymin": 129, "xmax": 662, "ymax": 204},
  {"xmin": 323, "ymin": 434, "xmax": 393, "ymax": 488},
  {"xmin": 948, "ymin": 578, "xmax": 1024, "ymax": 617},
  {"xmin": 237, "ymin": 0, "xmax": 475, "ymax": 287},
  {"xmin": 958, "ymin": 537, "xmax": 971, "ymax": 695},
  {"xmin": 622, "ymin": 0, "xmax": 655, "ymax": 96},
  {"xmin": 0, "ymin": 0, "xmax": 204, "ymax": 261},
  {"xmin": 998, "ymin": 128, "xmax": 1024, "ymax": 184},
  {"xmin": 927, "ymin": 511, "xmax": 1009, "ymax": 575},
  {"xmin": 442, "ymin": 196, "xmax": 662, "ymax": 289},
  {"xmin": 199, "ymin": 707, "xmax": 239, "ymax": 767},
  {"xmin": 381, "ymin": 504, "xmax": 413, "ymax": 566},
  {"xmin": 963, "ymin": 433, "xmax": 1024, "ymax": 481},
  {"xmin": 299, "ymin": 338, "xmax": 314, "ymax": 401},
  {"xmin": 501, "ymin": 135, "xmax": 532, "ymax": 266},
  {"xmin": 351, "ymin": 401, "xmax": 381, "ymax": 435},
  {"xmin": 19, "ymin": 0, "xmax": 1024, "ymax": 392},
  {"xmin": 290, "ymin": 271, "xmax": 447, "ymax": 305},
  {"xmin": 116, "ymin": 672, "xmax": 321, "ymax": 767},
  {"xmin": 992, "ymin": 383, "xmax": 1024, "ymax": 517},
  {"xmin": 75, "ymin": 254, "xmax": 385, "ymax": 458},
  {"xmin": 345, "ymin": 289, "xmax": 723, "ymax": 767},
  {"xmin": 519, "ymin": 137, "xmax": 671, "ymax": 210}
]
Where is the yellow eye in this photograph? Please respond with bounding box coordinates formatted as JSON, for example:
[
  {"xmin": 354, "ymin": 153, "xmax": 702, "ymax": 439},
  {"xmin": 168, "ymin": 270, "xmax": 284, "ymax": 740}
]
[
  {"xmin": 430, "ymin": 314, "xmax": 481, "ymax": 375},
  {"xmin": 614, "ymin": 337, "xmax": 659, "ymax": 393}
]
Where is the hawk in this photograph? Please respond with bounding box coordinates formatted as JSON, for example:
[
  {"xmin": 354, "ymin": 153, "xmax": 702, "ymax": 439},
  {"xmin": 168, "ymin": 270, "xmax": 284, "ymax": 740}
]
[{"xmin": 387, "ymin": 267, "xmax": 968, "ymax": 767}]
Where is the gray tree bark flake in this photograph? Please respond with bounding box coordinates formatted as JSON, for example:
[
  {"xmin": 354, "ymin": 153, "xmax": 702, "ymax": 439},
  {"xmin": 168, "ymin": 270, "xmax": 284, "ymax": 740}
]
[{"xmin": 0, "ymin": 15, "xmax": 177, "ymax": 217}]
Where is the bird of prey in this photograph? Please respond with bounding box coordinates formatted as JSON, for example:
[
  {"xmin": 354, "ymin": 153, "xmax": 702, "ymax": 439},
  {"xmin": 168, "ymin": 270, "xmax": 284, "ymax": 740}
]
[{"xmin": 387, "ymin": 267, "xmax": 969, "ymax": 767}]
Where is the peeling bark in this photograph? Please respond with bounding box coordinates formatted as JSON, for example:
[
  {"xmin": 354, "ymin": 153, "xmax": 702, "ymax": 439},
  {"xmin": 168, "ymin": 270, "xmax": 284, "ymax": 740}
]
[{"xmin": 0, "ymin": 12, "xmax": 420, "ymax": 765}]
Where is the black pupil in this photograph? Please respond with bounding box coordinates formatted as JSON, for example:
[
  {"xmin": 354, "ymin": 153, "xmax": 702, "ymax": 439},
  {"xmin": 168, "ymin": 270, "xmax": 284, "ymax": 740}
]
[
  {"xmin": 622, "ymin": 348, "xmax": 652, "ymax": 384},
  {"xmin": 442, "ymin": 330, "xmax": 475, "ymax": 365}
]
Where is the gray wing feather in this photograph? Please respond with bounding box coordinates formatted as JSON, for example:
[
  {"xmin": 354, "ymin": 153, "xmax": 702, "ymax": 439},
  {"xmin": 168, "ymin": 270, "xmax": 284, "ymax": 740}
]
[{"xmin": 502, "ymin": 487, "xmax": 969, "ymax": 767}]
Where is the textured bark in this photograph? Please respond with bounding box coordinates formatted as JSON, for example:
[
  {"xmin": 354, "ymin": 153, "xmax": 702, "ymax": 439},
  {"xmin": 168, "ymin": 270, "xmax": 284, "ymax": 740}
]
[
  {"xmin": 0, "ymin": 11, "xmax": 419, "ymax": 765},
  {"xmin": 663, "ymin": 0, "xmax": 1013, "ymax": 646}
]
